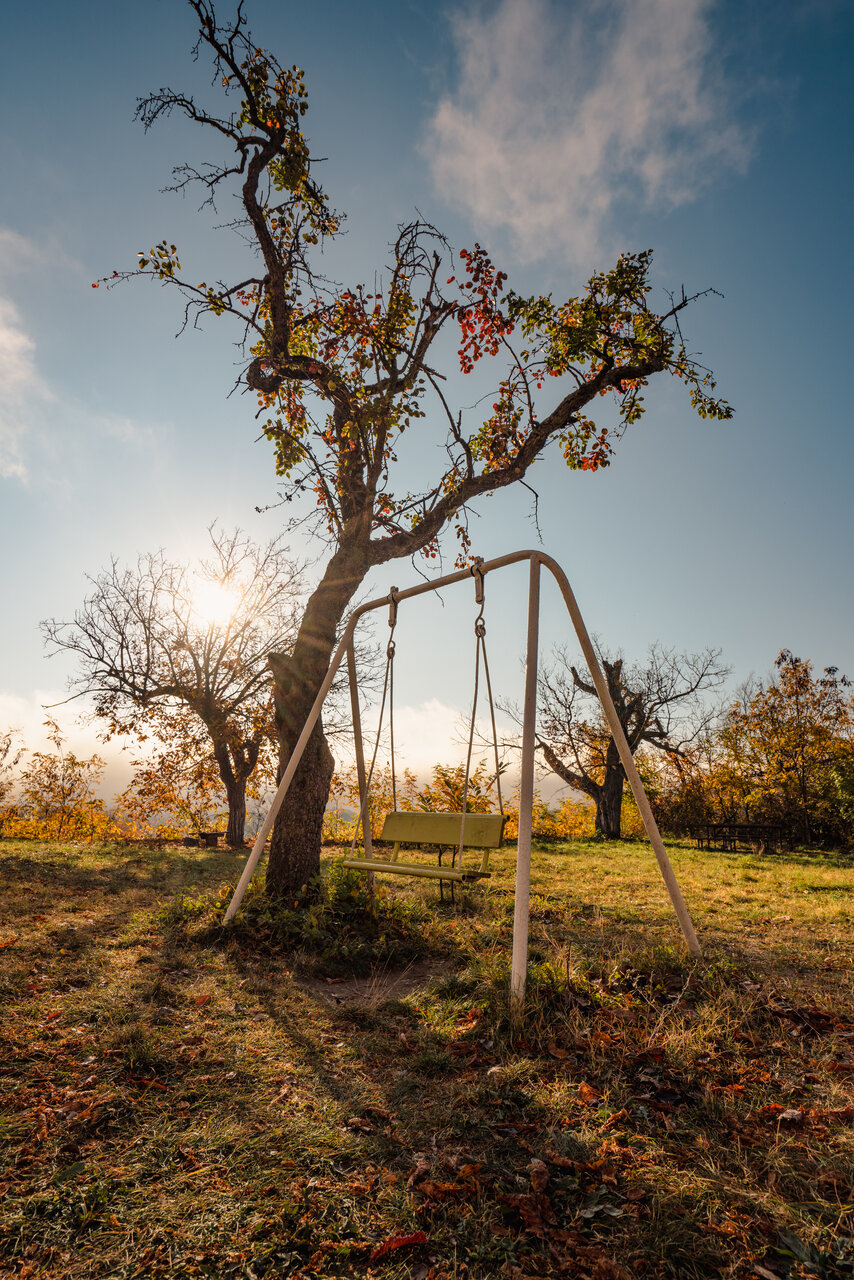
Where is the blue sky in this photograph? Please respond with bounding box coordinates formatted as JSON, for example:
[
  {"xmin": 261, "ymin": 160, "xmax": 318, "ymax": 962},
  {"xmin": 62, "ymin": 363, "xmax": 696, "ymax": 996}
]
[{"xmin": 1, "ymin": 0, "xmax": 852, "ymax": 789}]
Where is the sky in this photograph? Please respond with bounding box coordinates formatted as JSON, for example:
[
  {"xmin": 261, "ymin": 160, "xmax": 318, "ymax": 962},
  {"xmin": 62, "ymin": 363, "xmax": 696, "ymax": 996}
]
[{"xmin": 0, "ymin": 0, "xmax": 852, "ymax": 795}]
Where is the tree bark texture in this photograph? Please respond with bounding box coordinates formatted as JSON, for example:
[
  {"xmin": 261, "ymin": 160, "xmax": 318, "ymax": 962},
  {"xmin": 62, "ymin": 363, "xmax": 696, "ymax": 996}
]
[
  {"xmin": 212, "ymin": 737, "xmax": 260, "ymax": 850},
  {"xmin": 538, "ymin": 738, "xmax": 626, "ymax": 839},
  {"xmin": 594, "ymin": 751, "xmax": 625, "ymax": 838},
  {"xmin": 224, "ymin": 775, "xmax": 247, "ymax": 848},
  {"xmin": 266, "ymin": 543, "xmax": 369, "ymax": 896}
]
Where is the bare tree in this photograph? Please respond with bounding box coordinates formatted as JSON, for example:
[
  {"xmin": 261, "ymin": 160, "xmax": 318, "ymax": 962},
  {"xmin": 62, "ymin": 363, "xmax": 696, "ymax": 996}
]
[
  {"xmin": 535, "ymin": 643, "xmax": 730, "ymax": 838},
  {"xmin": 42, "ymin": 527, "xmax": 302, "ymax": 847},
  {"xmin": 101, "ymin": 1, "xmax": 732, "ymax": 894}
]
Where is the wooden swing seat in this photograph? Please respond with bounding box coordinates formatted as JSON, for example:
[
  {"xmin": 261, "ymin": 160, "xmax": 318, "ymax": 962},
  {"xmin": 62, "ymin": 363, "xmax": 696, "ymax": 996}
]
[{"xmin": 342, "ymin": 810, "xmax": 505, "ymax": 882}]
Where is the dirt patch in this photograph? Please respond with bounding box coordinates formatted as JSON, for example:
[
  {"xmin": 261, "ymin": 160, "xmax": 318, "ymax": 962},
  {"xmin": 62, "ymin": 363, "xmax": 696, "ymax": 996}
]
[{"xmin": 295, "ymin": 956, "xmax": 457, "ymax": 1005}]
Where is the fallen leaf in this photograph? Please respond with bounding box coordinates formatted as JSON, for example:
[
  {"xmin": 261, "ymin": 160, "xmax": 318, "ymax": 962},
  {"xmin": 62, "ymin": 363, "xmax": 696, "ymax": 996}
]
[
  {"xmin": 544, "ymin": 1145, "xmax": 576, "ymax": 1169},
  {"xmin": 528, "ymin": 1159, "xmax": 549, "ymax": 1193},
  {"xmin": 369, "ymin": 1231, "xmax": 428, "ymax": 1263},
  {"xmin": 816, "ymin": 1106, "xmax": 854, "ymax": 1122},
  {"xmin": 417, "ymin": 1179, "xmax": 466, "ymax": 1201},
  {"xmin": 406, "ymin": 1155, "xmax": 431, "ymax": 1189},
  {"xmin": 498, "ymin": 1191, "xmax": 557, "ymax": 1237}
]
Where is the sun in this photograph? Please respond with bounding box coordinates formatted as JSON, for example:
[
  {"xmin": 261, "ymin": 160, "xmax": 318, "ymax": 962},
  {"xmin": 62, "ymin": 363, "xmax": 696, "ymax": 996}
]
[{"xmin": 192, "ymin": 579, "xmax": 242, "ymax": 627}]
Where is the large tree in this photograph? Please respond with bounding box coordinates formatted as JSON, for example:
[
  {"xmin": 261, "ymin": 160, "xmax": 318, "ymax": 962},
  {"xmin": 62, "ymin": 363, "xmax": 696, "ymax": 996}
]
[
  {"xmin": 717, "ymin": 650, "xmax": 853, "ymax": 844},
  {"xmin": 535, "ymin": 644, "xmax": 729, "ymax": 838},
  {"xmin": 100, "ymin": 1, "xmax": 732, "ymax": 894},
  {"xmin": 43, "ymin": 527, "xmax": 301, "ymax": 847}
]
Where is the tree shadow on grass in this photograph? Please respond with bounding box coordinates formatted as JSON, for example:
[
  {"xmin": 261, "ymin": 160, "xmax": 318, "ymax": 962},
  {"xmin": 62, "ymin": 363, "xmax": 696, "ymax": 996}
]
[{"xmin": 0, "ymin": 844, "xmax": 237, "ymax": 897}]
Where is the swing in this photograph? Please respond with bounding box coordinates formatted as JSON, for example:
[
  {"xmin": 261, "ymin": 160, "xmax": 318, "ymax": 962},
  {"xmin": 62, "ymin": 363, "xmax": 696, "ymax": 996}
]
[
  {"xmin": 225, "ymin": 550, "xmax": 703, "ymax": 1012},
  {"xmin": 341, "ymin": 561, "xmax": 506, "ymax": 887}
]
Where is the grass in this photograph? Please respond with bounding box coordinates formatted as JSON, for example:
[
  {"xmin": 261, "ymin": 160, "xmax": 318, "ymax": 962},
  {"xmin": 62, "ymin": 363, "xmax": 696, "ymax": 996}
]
[{"xmin": 0, "ymin": 835, "xmax": 852, "ymax": 1279}]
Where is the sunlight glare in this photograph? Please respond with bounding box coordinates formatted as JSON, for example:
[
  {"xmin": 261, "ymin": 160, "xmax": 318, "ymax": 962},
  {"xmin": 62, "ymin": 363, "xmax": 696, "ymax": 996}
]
[{"xmin": 192, "ymin": 579, "xmax": 241, "ymax": 627}]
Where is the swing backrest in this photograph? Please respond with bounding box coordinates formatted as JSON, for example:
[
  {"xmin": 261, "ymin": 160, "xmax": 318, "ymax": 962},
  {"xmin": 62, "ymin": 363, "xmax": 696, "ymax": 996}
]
[{"xmin": 380, "ymin": 810, "xmax": 505, "ymax": 848}]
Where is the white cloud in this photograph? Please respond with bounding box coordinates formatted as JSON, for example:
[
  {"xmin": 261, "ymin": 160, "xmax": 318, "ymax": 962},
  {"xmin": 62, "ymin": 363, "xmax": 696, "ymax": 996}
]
[
  {"xmin": 337, "ymin": 696, "xmax": 517, "ymax": 778},
  {"xmin": 0, "ymin": 225, "xmax": 78, "ymax": 276},
  {"xmin": 0, "ymin": 296, "xmax": 53, "ymax": 480},
  {"xmin": 0, "ymin": 227, "xmax": 41, "ymax": 274},
  {"xmin": 0, "ymin": 284, "xmax": 158, "ymax": 483},
  {"xmin": 97, "ymin": 413, "xmax": 159, "ymax": 450},
  {"xmin": 424, "ymin": 0, "xmax": 752, "ymax": 265}
]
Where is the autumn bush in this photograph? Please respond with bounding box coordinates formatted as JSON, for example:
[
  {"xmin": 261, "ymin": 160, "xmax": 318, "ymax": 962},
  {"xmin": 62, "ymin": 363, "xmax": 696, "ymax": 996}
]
[{"xmin": 2, "ymin": 720, "xmax": 111, "ymax": 842}]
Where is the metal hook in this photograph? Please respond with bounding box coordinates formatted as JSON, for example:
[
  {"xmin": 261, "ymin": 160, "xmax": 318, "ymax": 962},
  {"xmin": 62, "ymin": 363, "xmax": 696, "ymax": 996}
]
[
  {"xmin": 388, "ymin": 586, "xmax": 399, "ymax": 629},
  {"xmin": 471, "ymin": 557, "xmax": 485, "ymax": 605}
]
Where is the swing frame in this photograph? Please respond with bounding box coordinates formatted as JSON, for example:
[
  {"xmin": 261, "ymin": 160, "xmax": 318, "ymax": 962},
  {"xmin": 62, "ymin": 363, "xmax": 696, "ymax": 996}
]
[
  {"xmin": 224, "ymin": 549, "xmax": 702, "ymax": 1016},
  {"xmin": 340, "ymin": 556, "xmax": 506, "ymax": 891}
]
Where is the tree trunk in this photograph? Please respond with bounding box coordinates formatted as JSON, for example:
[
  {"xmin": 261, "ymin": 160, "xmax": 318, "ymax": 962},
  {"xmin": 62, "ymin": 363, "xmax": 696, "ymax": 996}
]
[
  {"xmin": 266, "ymin": 542, "xmax": 369, "ymax": 898},
  {"xmin": 267, "ymin": 715, "xmax": 334, "ymax": 896},
  {"xmin": 224, "ymin": 775, "xmax": 247, "ymax": 848},
  {"xmin": 211, "ymin": 741, "xmax": 250, "ymax": 850},
  {"xmin": 595, "ymin": 758, "xmax": 625, "ymax": 838}
]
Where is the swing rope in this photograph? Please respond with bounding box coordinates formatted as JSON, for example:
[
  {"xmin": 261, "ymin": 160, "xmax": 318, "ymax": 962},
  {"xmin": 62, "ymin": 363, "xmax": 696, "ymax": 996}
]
[
  {"xmin": 350, "ymin": 588, "xmax": 398, "ymax": 853},
  {"xmin": 456, "ymin": 560, "xmax": 504, "ymax": 869},
  {"xmin": 351, "ymin": 569, "xmax": 503, "ymax": 877}
]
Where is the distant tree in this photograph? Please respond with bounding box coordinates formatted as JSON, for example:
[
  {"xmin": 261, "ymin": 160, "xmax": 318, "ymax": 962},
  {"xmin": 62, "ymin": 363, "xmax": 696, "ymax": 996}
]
[
  {"xmin": 415, "ymin": 761, "xmax": 499, "ymax": 815},
  {"xmin": 534, "ymin": 643, "xmax": 729, "ymax": 838},
  {"xmin": 111, "ymin": 716, "xmax": 232, "ymax": 840},
  {"xmin": 0, "ymin": 729, "xmax": 25, "ymax": 835},
  {"xmin": 102, "ymin": 0, "xmax": 732, "ymax": 895},
  {"xmin": 13, "ymin": 719, "xmax": 107, "ymax": 841},
  {"xmin": 42, "ymin": 527, "xmax": 301, "ymax": 848},
  {"xmin": 717, "ymin": 650, "xmax": 853, "ymax": 843}
]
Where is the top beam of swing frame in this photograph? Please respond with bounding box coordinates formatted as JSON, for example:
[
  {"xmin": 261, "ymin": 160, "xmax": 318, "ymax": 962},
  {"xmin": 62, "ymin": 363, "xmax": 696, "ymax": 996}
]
[{"xmin": 223, "ymin": 550, "xmax": 702, "ymax": 982}]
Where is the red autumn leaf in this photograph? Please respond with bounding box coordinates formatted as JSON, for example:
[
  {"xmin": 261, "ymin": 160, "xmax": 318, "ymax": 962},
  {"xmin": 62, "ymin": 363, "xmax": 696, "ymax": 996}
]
[{"xmin": 369, "ymin": 1231, "xmax": 427, "ymax": 1263}]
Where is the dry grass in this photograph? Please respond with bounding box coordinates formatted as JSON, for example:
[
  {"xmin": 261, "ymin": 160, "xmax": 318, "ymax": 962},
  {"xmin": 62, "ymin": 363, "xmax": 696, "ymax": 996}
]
[{"xmin": 1, "ymin": 836, "xmax": 852, "ymax": 1279}]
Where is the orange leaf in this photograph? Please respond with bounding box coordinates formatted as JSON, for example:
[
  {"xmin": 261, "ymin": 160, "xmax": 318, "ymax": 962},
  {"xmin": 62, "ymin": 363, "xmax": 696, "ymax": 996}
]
[{"xmin": 369, "ymin": 1231, "xmax": 427, "ymax": 1263}]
